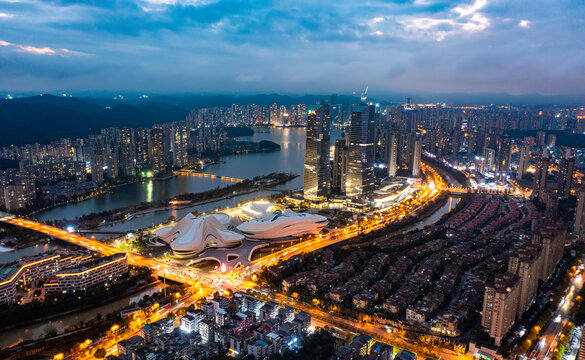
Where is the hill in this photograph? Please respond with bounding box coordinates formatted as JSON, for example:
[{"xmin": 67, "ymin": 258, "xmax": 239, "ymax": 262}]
[{"xmin": 0, "ymin": 95, "xmax": 189, "ymax": 147}]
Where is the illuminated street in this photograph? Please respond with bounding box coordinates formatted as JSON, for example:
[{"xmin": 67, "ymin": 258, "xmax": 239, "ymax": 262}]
[
  {"xmin": 0, "ymin": 162, "xmax": 462, "ymax": 359},
  {"xmin": 525, "ymin": 264, "xmax": 585, "ymax": 360}
]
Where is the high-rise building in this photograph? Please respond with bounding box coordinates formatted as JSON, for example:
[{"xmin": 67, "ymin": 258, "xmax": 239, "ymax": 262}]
[
  {"xmin": 385, "ymin": 131, "xmax": 398, "ymax": 177},
  {"xmin": 346, "ymin": 105, "xmax": 376, "ymax": 204},
  {"xmin": 172, "ymin": 124, "xmax": 189, "ymax": 167},
  {"xmin": 0, "ymin": 172, "xmax": 36, "ymax": 212},
  {"xmin": 105, "ymin": 147, "xmax": 119, "ymax": 179},
  {"xmin": 557, "ymin": 157, "xmax": 574, "ymax": 198},
  {"xmin": 409, "ymin": 133, "xmax": 422, "ymax": 178},
  {"xmin": 90, "ymin": 138, "xmax": 105, "ymax": 184},
  {"xmin": 486, "ymin": 148, "xmax": 496, "ymax": 172},
  {"xmin": 547, "ymin": 133, "xmax": 556, "ymax": 147},
  {"xmin": 332, "ymin": 139, "xmax": 348, "ymax": 194},
  {"xmin": 119, "ymin": 128, "xmax": 136, "ymax": 177},
  {"xmin": 90, "ymin": 156, "xmax": 104, "ymax": 184},
  {"xmin": 532, "ymin": 157, "xmax": 549, "ymax": 200},
  {"xmin": 303, "ymin": 105, "xmax": 331, "ymax": 200},
  {"xmin": 269, "ymin": 103, "xmax": 279, "ymax": 126},
  {"xmin": 532, "ymin": 222, "xmax": 566, "ymax": 282},
  {"xmin": 517, "ymin": 145, "xmax": 530, "ymax": 180},
  {"xmin": 481, "ymin": 273, "xmax": 520, "ymax": 346},
  {"xmin": 536, "ymin": 131, "xmax": 546, "ymax": 146},
  {"xmin": 575, "ymin": 189, "xmax": 585, "ymax": 237},
  {"xmin": 497, "ymin": 135, "xmax": 512, "ymax": 174},
  {"xmin": 150, "ymin": 128, "xmax": 167, "ymax": 174},
  {"xmin": 135, "ymin": 129, "xmax": 151, "ymax": 170},
  {"xmin": 508, "ymin": 244, "xmax": 542, "ymax": 315}
]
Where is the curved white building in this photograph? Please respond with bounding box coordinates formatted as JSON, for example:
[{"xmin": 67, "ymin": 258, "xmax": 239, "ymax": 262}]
[
  {"xmin": 154, "ymin": 213, "xmax": 244, "ymax": 258},
  {"xmin": 371, "ymin": 180, "xmax": 411, "ymax": 208},
  {"xmin": 236, "ymin": 209, "xmax": 328, "ymax": 240},
  {"xmin": 240, "ymin": 201, "xmax": 274, "ymax": 220}
]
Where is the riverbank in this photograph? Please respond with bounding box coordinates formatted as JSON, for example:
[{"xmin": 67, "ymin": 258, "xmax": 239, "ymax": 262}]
[
  {"xmin": 0, "ymin": 268, "xmax": 157, "ymax": 333},
  {"xmin": 24, "ymin": 177, "xmax": 149, "ymax": 218},
  {"xmin": 75, "ymin": 172, "xmax": 297, "ymax": 231},
  {"xmin": 0, "ymin": 280, "xmax": 160, "ymax": 333}
]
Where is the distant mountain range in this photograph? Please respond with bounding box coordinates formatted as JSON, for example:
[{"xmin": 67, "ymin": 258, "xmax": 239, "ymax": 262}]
[
  {"xmin": 1, "ymin": 92, "xmax": 584, "ymax": 147},
  {"xmin": 0, "ymin": 93, "xmax": 364, "ymax": 147},
  {"xmin": 0, "ymin": 95, "xmax": 190, "ymax": 147}
]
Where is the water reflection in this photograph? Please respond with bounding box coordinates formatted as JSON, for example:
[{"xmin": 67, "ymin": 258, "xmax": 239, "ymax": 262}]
[
  {"xmin": 35, "ymin": 127, "xmax": 337, "ymax": 222},
  {"xmin": 0, "ymin": 285, "xmax": 164, "ymax": 349}
]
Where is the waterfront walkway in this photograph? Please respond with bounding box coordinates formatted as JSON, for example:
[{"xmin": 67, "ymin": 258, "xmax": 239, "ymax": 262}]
[{"xmin": 173, "ymin": 170, "xmax": 244, "ymax": 183}]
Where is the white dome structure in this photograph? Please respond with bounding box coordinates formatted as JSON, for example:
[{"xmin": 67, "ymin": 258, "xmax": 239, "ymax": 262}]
[
  {"xmin": 240, "ymin": 200, "xmax": 275, "ymax": 219},
  {"xmin": 154, "ymin": 213, "xmax": 244, "ymax": 258},
  {"xmin": 236, "ymin": 209, "xmax": 328, "ymax": 240}
]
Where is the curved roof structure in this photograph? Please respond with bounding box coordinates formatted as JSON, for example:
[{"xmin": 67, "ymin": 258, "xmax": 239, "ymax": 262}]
[
  {"xmin": 240, "ymin": 201, "xmax": 275, "ymax": 220},
  {"xmin": 236, "ymin": 209, "xmax": 328, "ymax": 240},
  {"xmin": 372, "ymin": 180, "xmax": 410, "ymax": 208},
  {"xmin": 154, "ymin": 214, "xmax": 244, "ymax": 258}
]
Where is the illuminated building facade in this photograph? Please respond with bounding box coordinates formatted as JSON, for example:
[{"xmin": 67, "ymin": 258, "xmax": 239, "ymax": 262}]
[
  {"xmin": 557, "ymin": 157, "xmax": 574, "ymax": 198},
  {"xmin": 332, "ymin": 139, "xmax": 348, "ymax": 194},
  {"xmin": 135, "ymin": 129, "xmax": 151, "ymax": 170},
  {"xmin": 44, "ymin": 253, "xmax": 128, "ymax": 293},
  {"xmin": 517, "ymin": 145, "xmax": 529, "ymax": 180},
  {"xmin": 575, "ymin": 189, "xmax": 585, "ymax": 237},
  {"xmin": 150, "ymin": 127, "xmax": 167, "ymax": 174},
  {"xmin": 532, "ymin": 157, "xmax": 549, "ymax": 200},
  {"xmin": 172, "ymin": 123, "xmax": 190, "ymax": 167},
  {"xmin": 385, "ymin": 131, "xmax": 398, "ymax": 177},
  {"xmin": 0, "ymin": 251, "xmax": 93, "ymax": 304},
  {"xmin": 303, "ymin": 104, "xmax": 331, "ymax": 200},
  {"xmin": 481, "ymin": 273, "xmax": 520, "ymax": 346},
  {"xmin": 346, "ymin": 104, "xmax": 376, "ymax": 204}
]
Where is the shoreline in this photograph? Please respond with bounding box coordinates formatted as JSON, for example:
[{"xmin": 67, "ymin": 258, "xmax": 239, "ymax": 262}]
[
  {"xmin": 91, "ymin": 187, "xmax": 263, "ymax": 230},
  {"xmin": 0, "ymin": 280, "xmax": 161, "ymax": 334},
  {"xmin": 0, "ymin": 245, "xmax": 14, "ymax": 253},
  {"xmin": 85, "ymin": 177, "xmax": 293, "ymax": 232}
]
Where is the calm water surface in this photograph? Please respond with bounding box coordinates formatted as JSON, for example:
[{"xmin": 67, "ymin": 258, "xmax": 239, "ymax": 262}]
[{"xmin": 35, "ymin": 127, "xmax": 342, "ymax": 222}]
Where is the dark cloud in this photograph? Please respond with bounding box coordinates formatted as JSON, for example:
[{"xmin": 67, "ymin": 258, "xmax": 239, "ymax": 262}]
[{"xmin": 0, "ymin": 0, "xmax": 584, "ymax": 96}]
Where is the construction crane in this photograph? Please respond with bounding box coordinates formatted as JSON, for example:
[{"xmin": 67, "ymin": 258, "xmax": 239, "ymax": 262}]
[{"xmin": 360, "ymin": 86, "xmax": 368, "ymax": 103}]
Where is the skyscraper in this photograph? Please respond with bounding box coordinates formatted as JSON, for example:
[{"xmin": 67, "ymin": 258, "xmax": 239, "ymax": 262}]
[
  {"xmin": 269, "ymin": 103, "xmax": 279, "ymax": 126},
  {"xmin": 497, "ymin": 135, "xmax": 512, "ymax": 174},
  {"xmin": 303, "ymin": 105, "xmax": 331, "ymax": 200},
  {"xmin": 119, "ymin": 128, "xmax": 136, "ymax": 177},
  {"xmin": 385, "ymin": 131, "xmax": 398, "ymax": 177},
  {"xmin": 481, "ymin": 273, "xmax": 520, "ymax": 346},
  {"xmin": 409, "ymin": 132, "xmax": 422, "ymax": 178},
  {"xmin": 517, "ymin": 145, "xmax": 530, "ymax": 180},
  {"xmin": 172, "ymin": 124, "xmax": 189, "ymax": 167},
  {"xmin": 532, "ymin": 157, "xmax": 549, "ymax": 200},
  {"xmin": 557, "ymin": 157, "xmax": 574, "ymax": 198},
  {"xmin": 150, "ymin": 128, "xmax": 167, "ymax": 174},
  {"xmin": 332, "ymin": 139, "xmax": 348, "ymax": 194},
  {"xmin": 574, "ymin": 189, "xmax": 585, "ymax": 237},
  {"xmin": 346, "ymin": 104, "xmax": 376, "ymax": 204},
  {"xmin": 135, "ymin": 129, "xmax": 151, "ymax": 170}
]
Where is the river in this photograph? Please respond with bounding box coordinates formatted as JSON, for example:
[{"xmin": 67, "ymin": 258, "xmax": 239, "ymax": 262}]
[
  {"xmin": 34, "ymin": 127, "xmax": 326, "ymax": 223},
  {"xmin": 31, "ymin": 126, "xmax": 464, "ymax": 238},
  {"xmin": 0, "ymin": 284, "xmax": 164, "ymax": 349},
  {"xmin": 0, "ymin": 243, "xmax": 61, "ymax": 264},
  {"xmin": 1, "ymin": 127, "xmax": 464, "ymax": 348}
]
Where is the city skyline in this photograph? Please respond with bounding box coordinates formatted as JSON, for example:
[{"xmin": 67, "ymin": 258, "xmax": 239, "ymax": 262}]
[{"xmin": 1, "ymin": 1, "xmax": 585, "ymax": 96}]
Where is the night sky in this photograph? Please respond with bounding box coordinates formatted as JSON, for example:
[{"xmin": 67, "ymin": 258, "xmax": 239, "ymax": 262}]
[{"xmin": 1, "ymin": 0, "xmax": 584, "ymax": 96}]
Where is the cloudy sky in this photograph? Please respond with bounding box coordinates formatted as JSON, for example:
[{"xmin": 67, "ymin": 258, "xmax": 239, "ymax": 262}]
[{"xmin": 0, "ymin": 0, "xmax": 584, "ymax": 96}]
